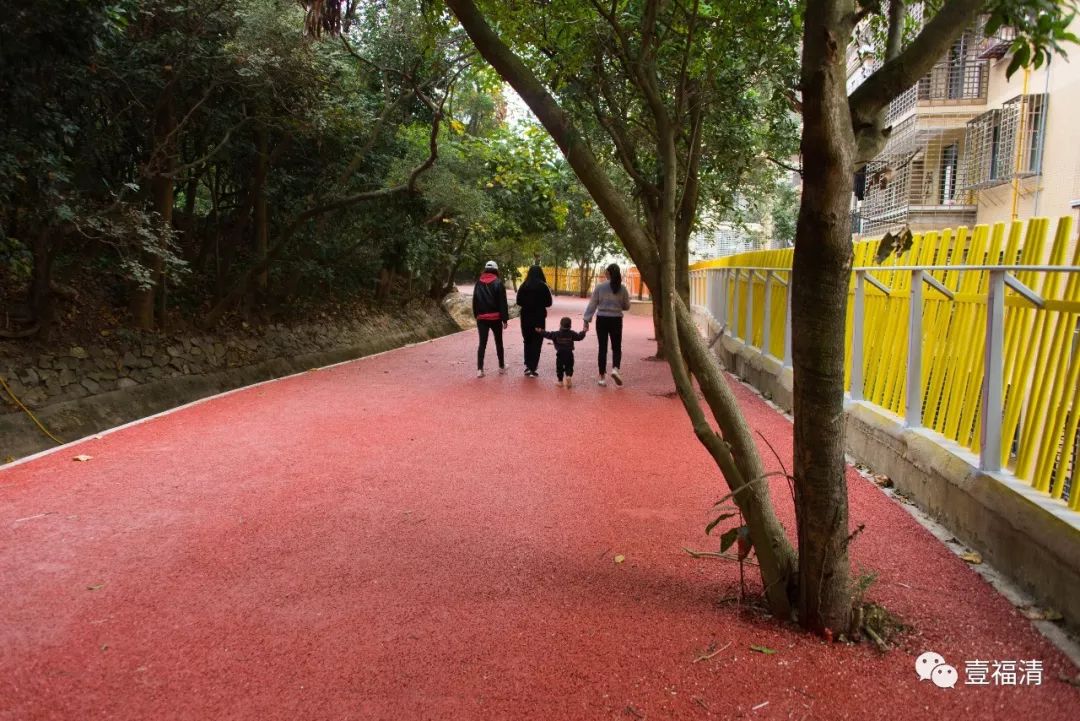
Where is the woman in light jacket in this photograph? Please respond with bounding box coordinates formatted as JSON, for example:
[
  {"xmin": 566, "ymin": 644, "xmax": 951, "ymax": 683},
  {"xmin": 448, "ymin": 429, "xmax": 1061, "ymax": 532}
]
[{"xmin": 582, "ymin": 263, "xmax": 631, "ymax": 386}]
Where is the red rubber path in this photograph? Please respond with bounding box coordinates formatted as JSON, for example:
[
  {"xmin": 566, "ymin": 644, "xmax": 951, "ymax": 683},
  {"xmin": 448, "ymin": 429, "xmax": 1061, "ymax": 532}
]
[{"xmin": 2, "ymin": 295, "xmax": 1077, "ymax": 720}]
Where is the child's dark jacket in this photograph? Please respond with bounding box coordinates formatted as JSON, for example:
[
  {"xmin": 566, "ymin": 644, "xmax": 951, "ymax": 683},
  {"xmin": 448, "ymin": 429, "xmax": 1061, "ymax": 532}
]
[{"xmin": 540, "ymin": 328, "xmax": 587, "ymax": 355}]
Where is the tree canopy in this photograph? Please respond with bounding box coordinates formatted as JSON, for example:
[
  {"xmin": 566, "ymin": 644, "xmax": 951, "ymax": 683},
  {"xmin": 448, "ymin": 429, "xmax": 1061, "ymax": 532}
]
[{"xmin": 0, "ymin": 0, "xmax": 572, "ymax": 338}]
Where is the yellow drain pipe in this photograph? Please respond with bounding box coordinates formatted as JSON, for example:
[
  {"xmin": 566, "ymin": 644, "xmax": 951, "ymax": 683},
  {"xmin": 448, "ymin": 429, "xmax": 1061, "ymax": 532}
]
[{"xmin": 1010, "ymin": 67, "xmax": 1031, "ymax": 220}]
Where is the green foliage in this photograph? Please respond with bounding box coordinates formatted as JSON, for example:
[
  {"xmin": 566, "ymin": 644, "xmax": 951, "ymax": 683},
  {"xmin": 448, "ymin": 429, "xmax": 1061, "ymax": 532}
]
[
  {"xmin": 770, "ymin": 182, "xmax": 799, "ymax": 248},
  {"xmin": 985, "ymin": 0, "xmax": 1080, "ymax": 78},
  {"xmin": 469, "ymin": 0, "xmax": 800, "ymax": 243},
  {"xmin": 857, "ymin": 1, "xmax": 1079, "ymax": 81},
  {"xmin": 0, "ymin": 236, "xmax": 32, "ymax": 283},
  {"xmin": 2, "ymin": 0, "xmax": 564, "ymax": 330}
]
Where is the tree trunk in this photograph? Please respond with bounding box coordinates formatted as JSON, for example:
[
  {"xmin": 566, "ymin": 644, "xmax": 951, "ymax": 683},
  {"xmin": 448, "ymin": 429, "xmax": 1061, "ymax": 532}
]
[
  {"xmin": 657, "ymin": 116, "xmax": 796, "ymax": 618},
  {"xmin": 131, "ymin": 75, "xmax": 175, "ymax": 330},
  {"xmin": 675, "ymin": 225, "xmax": 690, "ymax": 303},
  {"xmin": 673, "ymin": 296, "xmax": 796, "ymax": 612},
  {"xmin": 181, "ymin": 173, "xmax": 199, "ymax": 262},
  {"xmin": 445, "ymin": 0, "xmax": 794, "ymax": 617},
  {"xmin": 28, "ymin": 228, "xmax": 54, "ymax": 331},
  {"xmin": 651, "ymin": 296, "xmax": 666, "ymax": 357},
  {"xmin": 254, "ymin": 128, "xmax": 270, "ymax": 294},
  {"xmin": 376, "ymin": 268, "xmax": 392, "ymax": 300},
  {"xmin": 196, "ymin": 167, "xmax": 219, "ymax": 273},
  {"xmin": 791, "ymin": 0, "xmax": 856, "ymax": 635}
]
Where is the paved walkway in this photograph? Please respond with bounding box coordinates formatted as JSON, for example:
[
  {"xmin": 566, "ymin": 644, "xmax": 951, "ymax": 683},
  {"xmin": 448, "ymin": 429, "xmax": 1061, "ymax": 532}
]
[{"xmin": 2, "ymin": 296, "xmax": 1077, "ymax": 720}]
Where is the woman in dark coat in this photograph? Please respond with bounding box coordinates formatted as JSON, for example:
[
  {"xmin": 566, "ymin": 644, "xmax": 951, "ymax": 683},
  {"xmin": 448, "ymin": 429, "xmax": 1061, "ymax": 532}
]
[{"xmin": 515, "ymin": 265, "xmax": 553, "ymax": 377}]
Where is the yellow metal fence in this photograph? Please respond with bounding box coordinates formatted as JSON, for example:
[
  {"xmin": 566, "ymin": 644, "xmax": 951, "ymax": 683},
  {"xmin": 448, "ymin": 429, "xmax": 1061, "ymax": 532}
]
[
  {"xmin": 520, "ymin": 266, "xmax": 605, "ymax": 296},
  {"xmin": 688, "ymin": 216, "xmax": 1080, "ymax": 510}
]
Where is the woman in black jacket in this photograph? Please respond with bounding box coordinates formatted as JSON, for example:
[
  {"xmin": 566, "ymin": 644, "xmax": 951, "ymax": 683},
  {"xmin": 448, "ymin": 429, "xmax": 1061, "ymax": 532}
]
[{"xmin": 515, "ymin": 265, "xmax": 553, "ymax": 377}]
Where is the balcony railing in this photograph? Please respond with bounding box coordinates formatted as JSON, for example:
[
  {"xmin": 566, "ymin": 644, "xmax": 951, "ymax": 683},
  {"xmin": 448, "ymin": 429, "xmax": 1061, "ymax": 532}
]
[
  {"xmin": 977, "ymin": 25, "xmax": 1017, "ymax": 59},
  {"xmin": 918, "ymin": 59, "xmax": 989, "ymax": 102},
  {"xmin": 888, "ymin": 59, "xmax": 989, "ymax": 123}
]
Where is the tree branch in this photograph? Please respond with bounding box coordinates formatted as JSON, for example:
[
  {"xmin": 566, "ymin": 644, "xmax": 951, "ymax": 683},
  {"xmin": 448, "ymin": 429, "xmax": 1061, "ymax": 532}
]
[
  {"xmin": 675, "ymin": 0, "xmax": 700, "ymax": 124},
  {"xmin": 676, "ymin": 86, "xmax": 704, "ymax": 241},
  {"xmin": 765, "ymin": 155, "xmax": 803, "ymax": 176},
  {"xmin": 849, "ymin": 0, "xmax": 983, "ymax": 122},
  {"xmin": 444, "ymin": 0, "xmax": 659, "ymax": 285},
  {"xmin": 848, "ymin": 0, "xmax": 883, "ymax": 29},
  {"xmin": 590, "ymin": 58, "xmax": 657, "ymax": 197},
  {"xmin": 336, "ymin": 88, "xmax": 414, "ymax": 186},
  {"xmin": 885, "ymin": 0, "xmax": 906, "ymax": 60},
  {"xmin": 159, "ymin": 119, "xmax": 247, "ymax": 179}
]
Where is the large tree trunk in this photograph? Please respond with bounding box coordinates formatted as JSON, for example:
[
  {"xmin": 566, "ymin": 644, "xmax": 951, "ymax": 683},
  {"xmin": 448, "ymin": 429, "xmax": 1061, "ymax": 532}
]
[{"xmin": 791, "ymin": 0, "xmax": 856, "ymax": 635}]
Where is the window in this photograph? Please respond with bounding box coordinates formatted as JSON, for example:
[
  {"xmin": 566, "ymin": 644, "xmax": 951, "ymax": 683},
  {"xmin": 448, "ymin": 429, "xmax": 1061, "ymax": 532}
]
[
  {"xmin": 940, "ymin": 144, "xmax": 959, "ymax": 204},
  {"xmin": 959, "ymin": 94, "xmax": 1046, "ymax": 190}
]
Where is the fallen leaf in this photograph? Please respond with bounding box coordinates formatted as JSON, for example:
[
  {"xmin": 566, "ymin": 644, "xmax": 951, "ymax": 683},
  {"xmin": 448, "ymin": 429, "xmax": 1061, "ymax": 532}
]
[
  {"xmin": 871, "ymin": 473, "xmax": 893, "ymax": 488},
  {"xmin": 87, "ymin": 583, "xmax": 104, "ymax": 591},
  {"xmin": 750, "ymin": 645, "xmax": 777, "ymax": 655},
  {"xmin": 73, "ymin": 454, "xmax": 93, "ymax": 462},
  {"xmin": 614, "ymin": 554, "xmax": 626, "ymax": 564},
  {"xmin": 3, "ymin": 456, "xmax": 14, "ymax": 464},
  {"xmin": 1019, "ymin": 605, "xmax": 1063, "ymax": 621},
  {"xmin": 960, "ymin": 551, "xmax": 982, "ymax": 564}
]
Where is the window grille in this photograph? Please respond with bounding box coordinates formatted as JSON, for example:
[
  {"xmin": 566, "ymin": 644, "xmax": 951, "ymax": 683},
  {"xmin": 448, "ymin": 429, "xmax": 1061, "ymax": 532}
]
[
  {"xmin": 959, "ymin": 94, "xmax": 1047, "ymax": 190},
  {"xmin": 886, "ymin": 28, "xmax": 988, "ymax": 124}
]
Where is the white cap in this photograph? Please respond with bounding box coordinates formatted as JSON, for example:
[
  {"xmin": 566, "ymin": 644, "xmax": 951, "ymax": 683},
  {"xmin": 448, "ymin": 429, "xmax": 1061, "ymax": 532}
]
[{"xmin": 484, "ymin": 260, "xmax": 498, "ymax": 270}]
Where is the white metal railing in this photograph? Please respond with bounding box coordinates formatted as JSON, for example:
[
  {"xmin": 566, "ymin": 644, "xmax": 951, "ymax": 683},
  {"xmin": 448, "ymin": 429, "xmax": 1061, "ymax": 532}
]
[{"xmin": 690, "ymin": 264, "xmax": 1080, "ymax": 477}]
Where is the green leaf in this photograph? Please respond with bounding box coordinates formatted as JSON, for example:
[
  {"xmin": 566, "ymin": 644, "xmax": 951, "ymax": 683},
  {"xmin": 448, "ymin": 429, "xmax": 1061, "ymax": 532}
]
[
  {"xmin": 750, "ymin": 645, "xmax": 777, "ymax": 655},
  {"xmin": 705, "ymin": 512, "xmax": 736, "ymax": 536},
  {"xmin": 719, "ymin": 527, "xmax": 740, "ymax": 553},
  {"xmin": 1006, "ymin": 43, "xmax": 1031, "ymax": 79}
]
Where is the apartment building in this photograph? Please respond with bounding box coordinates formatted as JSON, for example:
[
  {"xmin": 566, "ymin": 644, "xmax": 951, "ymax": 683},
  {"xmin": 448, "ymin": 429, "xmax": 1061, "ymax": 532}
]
[
  {"xmin": 848, "ymin": 10, "xmax": 1080, "ymax": 253},
  {"xmin": 689, "ymin": 221, "xmax": 771, "ymax": 260}
]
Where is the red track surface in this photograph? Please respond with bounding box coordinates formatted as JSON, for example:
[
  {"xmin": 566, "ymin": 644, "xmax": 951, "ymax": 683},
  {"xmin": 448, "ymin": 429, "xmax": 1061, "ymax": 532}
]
[{"xmin": 2, "ymin": 295, "xmax": 1077, "ymax": 720}]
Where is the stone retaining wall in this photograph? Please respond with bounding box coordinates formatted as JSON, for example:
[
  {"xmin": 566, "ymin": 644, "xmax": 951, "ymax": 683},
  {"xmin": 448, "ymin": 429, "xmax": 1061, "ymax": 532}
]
[{"xmin": 1, "ymin": 301, "xmax": 461, "ymax": 461}]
